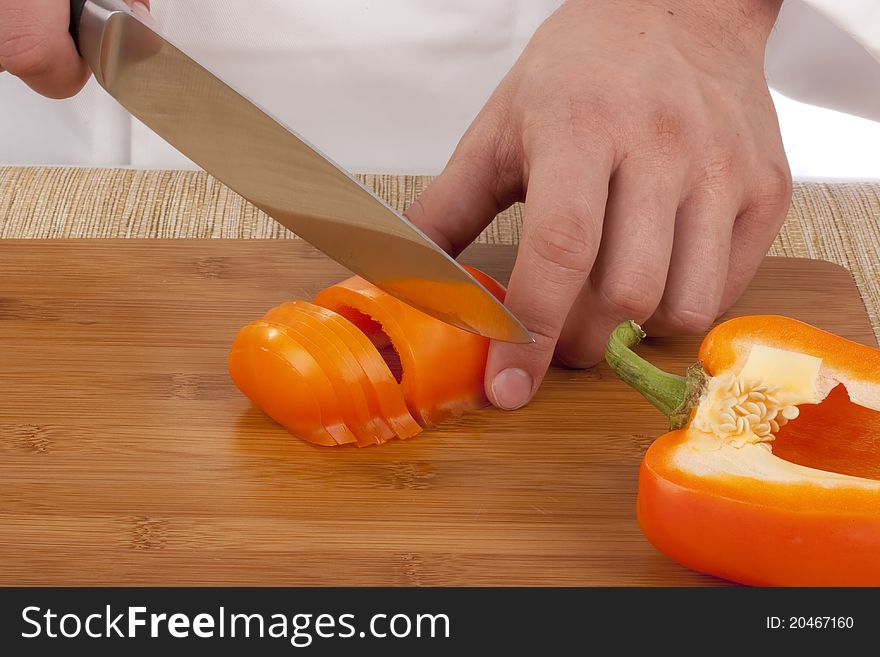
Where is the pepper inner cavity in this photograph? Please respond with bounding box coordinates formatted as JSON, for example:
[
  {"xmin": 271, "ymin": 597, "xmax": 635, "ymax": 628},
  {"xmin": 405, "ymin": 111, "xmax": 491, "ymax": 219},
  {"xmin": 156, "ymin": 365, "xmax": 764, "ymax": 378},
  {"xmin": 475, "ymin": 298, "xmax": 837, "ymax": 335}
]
[
  {"xmin": 333, "ymin": 307, "xmax": 404, "ymax": 384},
  {"xmin": 770, "ymin": 384, "xmax": 880, "ymax": 480}
]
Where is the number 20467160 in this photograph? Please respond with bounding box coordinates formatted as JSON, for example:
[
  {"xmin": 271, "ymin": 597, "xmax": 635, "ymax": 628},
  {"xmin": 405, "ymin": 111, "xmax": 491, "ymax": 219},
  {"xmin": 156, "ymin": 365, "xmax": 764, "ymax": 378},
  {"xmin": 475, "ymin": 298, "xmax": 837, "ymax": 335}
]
[{"xmin": 766, "ymin": 617, "xmax": 854, "ymax": 630}]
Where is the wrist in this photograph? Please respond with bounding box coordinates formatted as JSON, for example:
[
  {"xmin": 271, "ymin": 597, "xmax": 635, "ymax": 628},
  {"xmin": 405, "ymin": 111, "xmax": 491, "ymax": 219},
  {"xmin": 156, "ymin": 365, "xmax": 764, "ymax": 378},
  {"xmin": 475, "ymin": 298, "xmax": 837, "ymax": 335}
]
[
  {"xmin": 660, "ymin": 0, "xmax": 782, "ymax": 43},
  {"xmin": 566, "ymin": 0, "xmax": 782, "ymax": 62}
]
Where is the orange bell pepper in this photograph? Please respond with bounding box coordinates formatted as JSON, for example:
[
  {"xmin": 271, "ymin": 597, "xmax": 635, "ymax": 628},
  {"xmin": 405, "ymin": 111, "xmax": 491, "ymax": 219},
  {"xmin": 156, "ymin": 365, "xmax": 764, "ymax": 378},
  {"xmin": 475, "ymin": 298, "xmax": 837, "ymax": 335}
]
[
  {"xmin": 606, "ymin": 316, "xmax": 880, "ymax": 586},
  {"xmin": 228, "ymin": 266, "xmax": 504, "ymax": 446}
]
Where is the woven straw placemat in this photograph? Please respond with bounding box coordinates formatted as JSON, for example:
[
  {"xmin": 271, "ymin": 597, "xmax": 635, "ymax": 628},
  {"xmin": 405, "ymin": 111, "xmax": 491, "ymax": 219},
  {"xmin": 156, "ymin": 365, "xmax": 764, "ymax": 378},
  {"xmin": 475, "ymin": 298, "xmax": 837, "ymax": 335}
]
[{"xmin": 1, "ymin": 166, "xmax": 879, "ymax": 339}]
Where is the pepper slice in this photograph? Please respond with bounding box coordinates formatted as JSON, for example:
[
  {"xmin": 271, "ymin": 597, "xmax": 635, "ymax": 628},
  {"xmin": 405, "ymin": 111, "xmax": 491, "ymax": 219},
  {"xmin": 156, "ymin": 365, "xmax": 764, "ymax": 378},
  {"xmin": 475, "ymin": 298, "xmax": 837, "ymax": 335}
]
[
  {"xmin": 228, "ymin": 322, "xmax": 357, "ymax": 446},
  {"xmin": 606, "ymin": 316, "xmax": 880, "ymax": 585}
]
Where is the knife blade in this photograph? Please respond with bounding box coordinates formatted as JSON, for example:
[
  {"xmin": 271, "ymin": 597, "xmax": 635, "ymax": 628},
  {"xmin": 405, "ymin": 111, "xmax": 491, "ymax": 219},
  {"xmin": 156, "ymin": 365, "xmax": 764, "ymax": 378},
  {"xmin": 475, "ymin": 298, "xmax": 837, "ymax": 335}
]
[{"xmin": 69, "ymin": 0, "xmax": 533, "ymax": 344}]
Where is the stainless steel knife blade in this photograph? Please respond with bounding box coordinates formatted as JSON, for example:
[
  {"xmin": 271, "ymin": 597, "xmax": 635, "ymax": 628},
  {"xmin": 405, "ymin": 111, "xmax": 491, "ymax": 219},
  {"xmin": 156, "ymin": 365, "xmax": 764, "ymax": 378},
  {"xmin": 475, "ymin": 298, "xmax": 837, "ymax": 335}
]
[{"xmin": 70, "ymin": 0, "xmax": 532, "ymax": 344}]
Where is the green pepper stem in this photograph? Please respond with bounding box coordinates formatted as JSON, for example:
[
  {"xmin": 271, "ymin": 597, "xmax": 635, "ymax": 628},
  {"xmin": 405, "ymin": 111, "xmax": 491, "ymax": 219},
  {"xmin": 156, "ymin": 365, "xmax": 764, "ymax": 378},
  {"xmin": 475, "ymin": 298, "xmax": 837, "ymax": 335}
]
[{"xmin": 605, "ymin": 321, "xmax": 709, "ymax": 429}]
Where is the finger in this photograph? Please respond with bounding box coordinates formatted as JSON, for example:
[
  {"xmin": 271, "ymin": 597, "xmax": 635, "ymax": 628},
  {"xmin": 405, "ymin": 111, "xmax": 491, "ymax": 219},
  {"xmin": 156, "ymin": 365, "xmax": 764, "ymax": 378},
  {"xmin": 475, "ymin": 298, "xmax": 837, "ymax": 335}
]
[
  {"xmin": 485, "ymin": 149, "xmax": 612, "ymax": 409},
  {"xmin": 555, "ymin": 158, "xmax": 682, "ymax": 367},
  {"xmin": 719, "ymin": 165, "xmax": 792, "ymax": 310},
  {"xmin": 643, "ymin": 187, "xmax": 741, "ymax": 336},
  {"xmin": 0, "ymin": 0, "xmax": 90, "ymax": 98},
  {"xmin": 405, "ymin": 95, "xmax": 522, "ymax": 256}
]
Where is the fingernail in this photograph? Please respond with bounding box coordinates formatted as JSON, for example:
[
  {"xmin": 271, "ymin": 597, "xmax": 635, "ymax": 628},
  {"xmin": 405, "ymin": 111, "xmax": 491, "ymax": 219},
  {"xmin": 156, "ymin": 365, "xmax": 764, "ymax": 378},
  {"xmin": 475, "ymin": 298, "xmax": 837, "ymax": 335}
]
[{"xmin": 491, "ymin": 368, "xmax": 533, "ymax": 410}]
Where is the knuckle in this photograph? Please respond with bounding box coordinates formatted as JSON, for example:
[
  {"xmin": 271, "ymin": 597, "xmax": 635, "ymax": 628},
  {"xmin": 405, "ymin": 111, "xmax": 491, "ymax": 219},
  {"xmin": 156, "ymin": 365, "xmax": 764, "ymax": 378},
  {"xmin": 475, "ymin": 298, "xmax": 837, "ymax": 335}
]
[
  {"xmin": 661, "ymin": 305, "xmax": 717, "ymax": 334},
  {"xmin": 522, "ymin": 94, "xmax": 617, "ymax": 157},
  {"xmin": 554, "ymin": 342, "xmax": 595, "ymax": 370},
  {"xmin": 508, "ymin": 295, "xmax": 571, "ymax": 349},
  {"xmin": 599, "ymin": 272, "xmax": 663, "ymax": 321},
  {"xmin": 564, "ymin": 97, "xmax": 616, "ymax": 146},
  {"xmin": 525, "ymin": 318, "xmax": 563, "ymax": 348},
  {"xmin": 753, "ymin": 161, "xmax": 793, "ymax": 212},
  {"xmin": 510, "ymin": 310, "xmax": 564, "ymax": 354},
  {"xmin": 526, "ymin": 211, "xmax": 596, "ymax": 276},
  {"xmin": 643, "ymin": 110, "xmax": 685, "ymax": 157},
  {"xmin": 695, "ymin": 147, "xmax": 741, "ymax": 192},
  {"xmin": 451, "ymin": 103, "xmax": 522, "ymax": 203},
  {"xmin": 0, "ymin": 31, "xmax": 52, "ymax": 79},
  {"xmin": 404, "ymin": 197, "xmax": 456, "ymax": 254}
]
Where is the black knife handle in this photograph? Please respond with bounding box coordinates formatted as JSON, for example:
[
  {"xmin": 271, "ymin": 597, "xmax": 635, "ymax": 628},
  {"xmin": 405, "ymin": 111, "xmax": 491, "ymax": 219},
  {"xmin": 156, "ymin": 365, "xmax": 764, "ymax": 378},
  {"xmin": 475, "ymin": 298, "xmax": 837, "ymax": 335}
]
[{"xmin": 69, "ymin": 0, "xmax": 87, "ymax": 53}]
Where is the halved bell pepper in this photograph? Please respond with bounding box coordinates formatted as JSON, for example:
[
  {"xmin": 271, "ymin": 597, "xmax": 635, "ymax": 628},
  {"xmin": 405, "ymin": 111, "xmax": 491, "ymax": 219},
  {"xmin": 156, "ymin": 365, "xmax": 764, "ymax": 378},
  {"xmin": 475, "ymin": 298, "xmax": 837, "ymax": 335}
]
[
  {"xmin": 606, "ymin": 316, "xmax": 880, "ymax": 586},
  {"xmin": 228, "ymin": 266, "xmax": 505, "ymax": 446}
]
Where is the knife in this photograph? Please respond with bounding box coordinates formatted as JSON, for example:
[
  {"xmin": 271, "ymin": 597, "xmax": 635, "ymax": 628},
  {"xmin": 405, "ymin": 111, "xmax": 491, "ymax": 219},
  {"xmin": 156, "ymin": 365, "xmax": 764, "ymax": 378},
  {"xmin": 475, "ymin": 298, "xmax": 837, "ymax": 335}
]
[{"xmin": 68, "ymin": 0, "xmax": 532, "ymax": 344}]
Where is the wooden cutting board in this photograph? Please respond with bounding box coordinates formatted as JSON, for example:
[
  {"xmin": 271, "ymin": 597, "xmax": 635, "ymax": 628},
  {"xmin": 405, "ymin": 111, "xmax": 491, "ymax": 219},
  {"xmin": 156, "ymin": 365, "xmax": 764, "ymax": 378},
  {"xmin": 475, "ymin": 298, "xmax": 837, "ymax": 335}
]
[{"xmin": 0, "ymin": 240, "xmax": 875, "ymax": 586}]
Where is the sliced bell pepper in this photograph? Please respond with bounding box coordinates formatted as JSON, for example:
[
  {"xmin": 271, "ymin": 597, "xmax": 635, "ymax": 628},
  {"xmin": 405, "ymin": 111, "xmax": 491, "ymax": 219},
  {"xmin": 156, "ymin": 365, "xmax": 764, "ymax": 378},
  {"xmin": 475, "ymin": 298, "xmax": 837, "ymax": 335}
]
[
  {"xmin": 606, "ymin": 316, "xmax": 880, "ymax": 586},
  {"xmin": 228, "ymin": 266, "xmax": 506, "ymax": 446}
]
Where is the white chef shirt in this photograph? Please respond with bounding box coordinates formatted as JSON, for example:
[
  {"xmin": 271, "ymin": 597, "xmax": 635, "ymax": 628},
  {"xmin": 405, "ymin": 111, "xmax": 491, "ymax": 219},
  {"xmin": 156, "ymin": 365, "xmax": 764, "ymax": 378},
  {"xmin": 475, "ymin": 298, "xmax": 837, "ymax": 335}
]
[{"xmin": 0, "ymin": 0, "xmax": 878, "ymax": 177}]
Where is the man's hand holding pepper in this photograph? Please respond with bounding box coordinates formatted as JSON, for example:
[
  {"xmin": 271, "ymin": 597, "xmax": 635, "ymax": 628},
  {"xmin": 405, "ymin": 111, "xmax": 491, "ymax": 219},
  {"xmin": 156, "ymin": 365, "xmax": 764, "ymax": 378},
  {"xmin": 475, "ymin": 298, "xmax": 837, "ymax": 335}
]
[{"xmin": 409, "ymin": 0, "xmax": 792, "ymax": 410}]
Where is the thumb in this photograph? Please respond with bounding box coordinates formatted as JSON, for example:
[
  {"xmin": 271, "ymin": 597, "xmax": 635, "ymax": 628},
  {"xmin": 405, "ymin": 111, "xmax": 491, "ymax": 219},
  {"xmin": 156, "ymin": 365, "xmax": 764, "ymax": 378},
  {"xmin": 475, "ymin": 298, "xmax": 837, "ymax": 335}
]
[{"xmin": 405, "ymin": 103, "xmax": 522, "ymax": 256}]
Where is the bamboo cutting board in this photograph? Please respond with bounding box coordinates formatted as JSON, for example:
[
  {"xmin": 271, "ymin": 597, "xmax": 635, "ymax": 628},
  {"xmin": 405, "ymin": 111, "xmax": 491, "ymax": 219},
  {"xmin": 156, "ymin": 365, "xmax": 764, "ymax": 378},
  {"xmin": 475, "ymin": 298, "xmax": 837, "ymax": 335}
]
[{"xmin": 0, "ymin": 240, "xmax": 875, "ymax": 586}]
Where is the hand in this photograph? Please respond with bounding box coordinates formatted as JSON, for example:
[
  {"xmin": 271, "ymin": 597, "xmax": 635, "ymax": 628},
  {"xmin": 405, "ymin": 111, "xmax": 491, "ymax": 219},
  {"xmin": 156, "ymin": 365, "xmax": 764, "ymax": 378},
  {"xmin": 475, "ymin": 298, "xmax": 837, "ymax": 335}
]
[
  {"xmin": 0, "ymin": 0, "xmax": 149, "ymax": 98},
  {"xmin": 407, "ymin": 0, "xmax": 791, "ymax": 410}
]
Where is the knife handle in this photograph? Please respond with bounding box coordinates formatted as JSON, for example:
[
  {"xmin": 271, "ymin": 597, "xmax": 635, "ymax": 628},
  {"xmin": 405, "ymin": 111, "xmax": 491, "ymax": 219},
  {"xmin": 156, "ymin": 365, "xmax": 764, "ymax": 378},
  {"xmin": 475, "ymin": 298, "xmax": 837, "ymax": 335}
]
[{"xmin": 69, "ymin": 0, "xmax": 87, "ymax": 53}]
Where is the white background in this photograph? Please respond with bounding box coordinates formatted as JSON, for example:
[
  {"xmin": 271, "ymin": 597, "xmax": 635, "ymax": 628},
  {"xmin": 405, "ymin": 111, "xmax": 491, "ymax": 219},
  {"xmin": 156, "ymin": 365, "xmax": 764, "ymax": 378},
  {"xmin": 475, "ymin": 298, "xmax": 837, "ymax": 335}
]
[{"xmin": 771, "ymin": 92, "xmax": 880, "ymax": 181}]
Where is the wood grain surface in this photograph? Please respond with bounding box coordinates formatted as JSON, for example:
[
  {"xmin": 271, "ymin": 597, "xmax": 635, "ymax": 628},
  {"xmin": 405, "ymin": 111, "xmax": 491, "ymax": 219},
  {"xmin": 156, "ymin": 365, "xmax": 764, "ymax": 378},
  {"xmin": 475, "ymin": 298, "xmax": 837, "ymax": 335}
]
[{"xmin": 0, "ymin": 240, "xmax": 875, "ymax": 586}]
